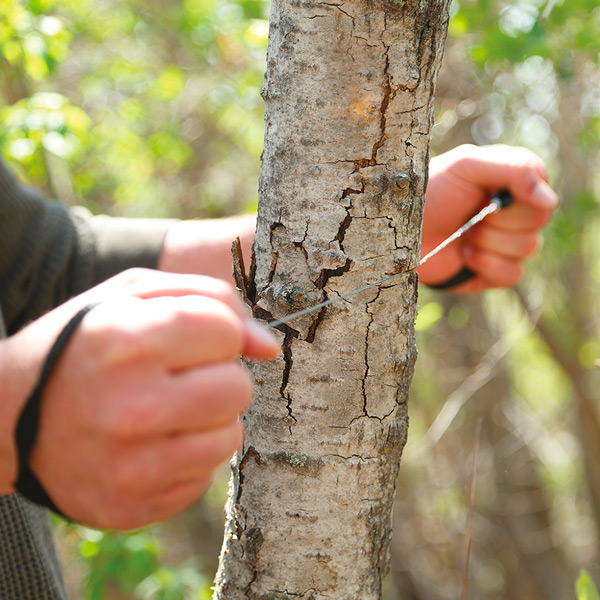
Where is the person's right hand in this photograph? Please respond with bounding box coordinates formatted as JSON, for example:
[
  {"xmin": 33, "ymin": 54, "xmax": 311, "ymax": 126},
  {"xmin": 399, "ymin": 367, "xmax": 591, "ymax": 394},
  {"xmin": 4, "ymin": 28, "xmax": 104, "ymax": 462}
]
[{"xmin": 1, "ymin": 268, "xmax": 280, "ymax": 530}]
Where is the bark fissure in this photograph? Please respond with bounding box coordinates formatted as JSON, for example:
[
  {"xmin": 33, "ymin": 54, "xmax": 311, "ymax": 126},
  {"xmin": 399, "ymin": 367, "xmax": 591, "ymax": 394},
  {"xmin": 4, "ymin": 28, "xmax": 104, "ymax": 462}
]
[
  {"xmin": 215, "ymin": 2, "xmax": 451, "ymax": 597},
  {"xmin": 319, "ymin": 2, "xmax": 355, "ymax": 26},
  {"xmin": 293, "ymin": 220, "xmax": 310, "ymax": 262},
  {"xmin": 352, "ymin": 44, "xmax": 393, "ymax": 172},
  {"xmin": 242, "ymin": 526, "xmax": 264, "ymax": 598},
  {"xmin": 325, "ymin": 454, "xmax": 379, "ymax": 462},
  {"xmin": 361, "ymin": 287, "xmax": 381, "ymax": 419},
  {"xmin": 305, "ymin": 304, "xmax": 329, "ymax": 344},
  {"xmin": 307, "ymin": 197, "xmax": 356, "ymax": 342},
  {"xmin": 267, "ymin": 222, "xmax": 284, "ymax": 286},
  {"xmin": 280, "ymin": 330, "xmax": 297, "ymax": 433},
  {"xmin": 235, "ymin": 446, "xmax": 262, "ymax": 506}
]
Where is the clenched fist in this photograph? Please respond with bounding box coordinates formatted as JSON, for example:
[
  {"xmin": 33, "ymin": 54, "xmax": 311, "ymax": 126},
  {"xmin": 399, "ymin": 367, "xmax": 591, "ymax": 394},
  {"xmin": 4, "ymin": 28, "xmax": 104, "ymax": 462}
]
[
  {"xmin": 420, "ymin": 144, "xmax": 558, "ymax": 292},
  {"xmin": 1, "ymin": 269, "xmax": 279, "ymax": 530}
]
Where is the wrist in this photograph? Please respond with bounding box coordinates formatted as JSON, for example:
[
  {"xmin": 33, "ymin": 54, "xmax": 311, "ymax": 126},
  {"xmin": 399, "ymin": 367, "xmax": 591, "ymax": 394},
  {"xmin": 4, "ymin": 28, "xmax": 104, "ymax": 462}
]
[{"xmin": 158, "ymin": 215, "xmax": 256, "ymax": 280}]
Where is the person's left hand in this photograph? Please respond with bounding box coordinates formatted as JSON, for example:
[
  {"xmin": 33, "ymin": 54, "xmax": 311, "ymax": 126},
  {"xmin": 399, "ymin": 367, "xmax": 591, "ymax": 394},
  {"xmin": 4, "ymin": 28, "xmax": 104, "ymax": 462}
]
[{"xmin": 419, "ymin": 144, "xmax": 558, "ymax": 292}]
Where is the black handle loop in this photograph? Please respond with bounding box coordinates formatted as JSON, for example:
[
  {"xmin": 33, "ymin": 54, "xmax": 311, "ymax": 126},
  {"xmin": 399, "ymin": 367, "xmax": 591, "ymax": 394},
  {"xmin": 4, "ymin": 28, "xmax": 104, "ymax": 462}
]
[
  {"xmin": 427, "ymin": 266, "xmax": 477, "ymax": 290},
  {"xmin": 14, "ymin": 303, "xmax": 99, "ymax": 516}
]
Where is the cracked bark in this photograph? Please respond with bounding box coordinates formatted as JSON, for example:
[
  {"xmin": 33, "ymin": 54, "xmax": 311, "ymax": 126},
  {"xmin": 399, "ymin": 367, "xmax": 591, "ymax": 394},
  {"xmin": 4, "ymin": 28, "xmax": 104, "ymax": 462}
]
[{"xmin": 214, "ymin": 1, "xmax": 451, "ymax": 599}]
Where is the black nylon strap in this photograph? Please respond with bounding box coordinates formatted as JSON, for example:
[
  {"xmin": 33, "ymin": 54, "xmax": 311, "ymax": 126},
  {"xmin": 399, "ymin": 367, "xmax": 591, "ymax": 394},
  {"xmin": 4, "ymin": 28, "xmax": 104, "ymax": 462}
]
[
  {"xmin": 14, "ymin": 303, "xmax": 99, "ymax": 516},
  {"xmin": 427, "ymin": 266, "xmax": 476, "ymax": 290}
]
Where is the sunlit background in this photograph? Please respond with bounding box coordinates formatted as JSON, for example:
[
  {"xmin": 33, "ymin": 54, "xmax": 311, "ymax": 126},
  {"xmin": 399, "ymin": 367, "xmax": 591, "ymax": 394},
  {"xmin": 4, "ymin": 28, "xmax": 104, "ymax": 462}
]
[{"xmin": 2, "ymin": 0, "xmax": 600, "ymax": 598}]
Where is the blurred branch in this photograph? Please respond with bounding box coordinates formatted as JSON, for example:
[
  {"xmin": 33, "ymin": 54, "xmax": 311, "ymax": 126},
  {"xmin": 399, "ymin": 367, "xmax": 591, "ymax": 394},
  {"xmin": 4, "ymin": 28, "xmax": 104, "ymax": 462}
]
[
  {"xmin": 424, "ymin": 336, "xmax": 508, "ymax": 446},
  {"xmin": 514, "ymin": 286, "xmax": 600, "ymax": 542},
  {"xmin": 540, "ymin": 0, "xmax": 558, "ymax": 22},
  {"xmin": 462, "ymin": 418, "xmax": 482, "ymax": 600},
  {"xmin": 422, "ymin": 311, "xmax": 535, "ymax": 449}
]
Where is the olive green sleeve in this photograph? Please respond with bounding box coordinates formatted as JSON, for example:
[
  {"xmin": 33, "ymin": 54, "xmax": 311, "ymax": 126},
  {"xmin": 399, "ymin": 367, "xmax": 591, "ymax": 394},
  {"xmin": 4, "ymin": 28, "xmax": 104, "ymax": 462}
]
[
  {"xmin": 84, "ymin": 214, "xmax": 174, "ymax": 285},
  {"xmin": 0, "ymin": 159, "xmax": 173, "ymax": 334}
]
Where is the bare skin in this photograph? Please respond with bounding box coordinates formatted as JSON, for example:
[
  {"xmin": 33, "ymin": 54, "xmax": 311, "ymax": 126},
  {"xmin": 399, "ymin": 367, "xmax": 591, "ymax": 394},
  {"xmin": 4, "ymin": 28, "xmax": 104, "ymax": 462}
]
[
  {"xmin": 419, "ymin": 144, "xmax": 558, "ymax": 291},
  {"xmin": 159, "ymin": 145, "xmax": 558, "ymax": 292},
  {"xmin": 0, "ymin": 270, "xmax": 280, "ymax": 529},
  {"xmin": 0, "ymin": 144, "xmax": 558, "ymax": 530}
]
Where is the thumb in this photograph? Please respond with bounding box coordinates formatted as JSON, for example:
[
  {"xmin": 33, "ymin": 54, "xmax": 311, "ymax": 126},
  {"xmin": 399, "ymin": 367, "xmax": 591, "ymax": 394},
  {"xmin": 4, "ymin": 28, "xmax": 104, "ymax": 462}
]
[{"xmin": 242, "ymin": 319, "xmax": 281, "ymax": 359}]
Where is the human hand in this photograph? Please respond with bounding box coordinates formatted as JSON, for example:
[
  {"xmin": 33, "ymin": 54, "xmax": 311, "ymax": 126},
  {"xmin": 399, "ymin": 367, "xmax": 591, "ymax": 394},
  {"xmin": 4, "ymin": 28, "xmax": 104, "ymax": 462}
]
[
  {"xmin": 419, "ymin": 144, "xmax": 558, "ymax": 292},
  {"xmin": 3, "ymin": 269, "xmax": 279, "ymax": 530}
]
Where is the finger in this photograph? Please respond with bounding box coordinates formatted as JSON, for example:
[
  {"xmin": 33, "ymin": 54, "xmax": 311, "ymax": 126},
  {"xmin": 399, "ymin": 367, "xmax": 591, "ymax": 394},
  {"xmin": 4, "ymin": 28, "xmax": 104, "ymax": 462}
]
[
  {"xmin": 133, "ymin": 296, "xmax": 280, "ymax": 365},
  {"xmin": 442, "ymin": 276, "xmax": 488, "ymax": 295},
  {"xmin": 114, "ymin": 423, "xmax": 243, "ymax": 495},
  {"xmin": 97, "ymin": 271, "xmax": 280, "ymax": 360},
  {"xmin": 463, "ymin": 246, "xmax": 523, "ymax": 288},
  {"xmin": 453, "ymin": 145, "xmax": 558, "ymax": 210},
  {"xmin": 486, "ymin": 202, "xmax": 555, "ymax": 232},
  {"xmin": 418, "ymin": 245, "xmax": 464, "ymax": 287},
  {"xmin": 168, "ymin": 363, "xmax": 253, "ymax": 432},
  {"xmin": 243, "ymin": 319, "xmax": 282, "ymax": 359},
  {"xmin": 87, "ymin": 295, "xmax": 246, "ymax": 370},
  {"xmin": 465, "ymin": 226, "xmax": 541, "ymax": 261},
  {"xmin": 100, "ymin": 269, "xmax": 252, "ymax": 321},
  {"xmin": 115, "ymin": 362, "xmax": 253, "ymax": 437},
  {"xmin": 97, "ymin": 474, "xmax": 214, "ymax": 531},
  {"xmin": 141, "ymin": 475, "xmax": 214, "ymax": 528}
]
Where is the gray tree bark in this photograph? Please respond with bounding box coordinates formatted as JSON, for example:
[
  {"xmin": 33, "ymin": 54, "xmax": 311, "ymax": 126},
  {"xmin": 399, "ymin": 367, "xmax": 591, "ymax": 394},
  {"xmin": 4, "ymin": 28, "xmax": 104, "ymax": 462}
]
[{"xmin": 215, "ymin": 2, "xmax": 451, "ymax": 598}]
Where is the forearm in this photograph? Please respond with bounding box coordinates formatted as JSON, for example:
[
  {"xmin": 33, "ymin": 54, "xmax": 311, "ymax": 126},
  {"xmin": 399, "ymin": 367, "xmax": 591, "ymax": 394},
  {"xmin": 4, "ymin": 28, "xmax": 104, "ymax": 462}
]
[{"xmin": 158, "ymin": 214, "xmax": 256, "ymax": 280}]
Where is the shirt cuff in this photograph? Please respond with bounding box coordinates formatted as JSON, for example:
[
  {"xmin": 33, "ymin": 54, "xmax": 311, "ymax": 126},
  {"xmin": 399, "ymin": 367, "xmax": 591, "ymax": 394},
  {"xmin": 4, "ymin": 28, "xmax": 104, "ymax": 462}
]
[{"xmin": 84, "ymin": 214, "xmax": 177, "ymax": 285}]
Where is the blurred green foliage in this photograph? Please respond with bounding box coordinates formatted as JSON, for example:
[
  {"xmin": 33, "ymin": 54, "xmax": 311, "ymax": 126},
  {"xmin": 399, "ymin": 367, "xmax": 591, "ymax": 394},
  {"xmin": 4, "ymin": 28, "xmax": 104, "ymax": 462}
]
[
  {"xmin": 406, "ymin": 0, "xmax": 600, "ymax": 597},
  {"xmin": 0, "ymin": 0, "xmax": 269, "ymax": 216},
  {"xmin": 1, "ymin": 0, "xmax": 269, "ymax": 596},
  {"xmin": 577, "ymin": 570, "xmax": 600, "ymax": 600},
  {"xmin": 76, "ymin": 528, "xmax": 212, "ymax": 599}
]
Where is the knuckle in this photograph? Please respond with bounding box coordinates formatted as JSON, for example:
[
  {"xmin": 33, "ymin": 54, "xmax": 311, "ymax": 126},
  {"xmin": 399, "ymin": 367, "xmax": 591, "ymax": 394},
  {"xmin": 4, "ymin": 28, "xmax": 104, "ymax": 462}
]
[
  {"xmin": 452, "ymin": 143, "xmax": 477, "ymax": 160},
  {"xmin": 169, "ymin": 301, "xmax": 200, "ymax": 329},
  {"xmin": 233, "ymin": 367, "xmax": 254, "ymax": 407},
  {"xmin": 453, "ymin": 152, "xmax": 477, "ymax": 173},
  {"xmin": 523, "ymin": 234, "xmax": 541, "ymax": 258},
  {"xmin": 109, "ymin": 327, "xmax": 146, "ymax": 359},
  {"xmin": 110, "ymin": 457, "xmax": 140, "ymax": 496},
  {"xmin": 103, "ymin": 397, "xmax": 157, "ymax": 439},
  {"xmin": 218, "ymin": 364, "xmax": 254, "ymax": 411},
  {"xmin": 90, "ymin": 322, "xmax": 148, "ymax": 367},
  {"xmin": 114, "ymin": 267, "xmax": 154, "ymax": 288}
]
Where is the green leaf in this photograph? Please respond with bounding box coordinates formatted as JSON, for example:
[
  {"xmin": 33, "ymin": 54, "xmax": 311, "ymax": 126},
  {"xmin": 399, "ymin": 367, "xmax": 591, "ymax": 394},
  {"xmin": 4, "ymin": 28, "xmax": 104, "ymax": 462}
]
[
  {"xmin": 415, "ymin": 302, "xmax": 444, "ymax": 332},
  {"xmin": 576, "ymin": 570, "xmax": 600, "ymax": 600}
]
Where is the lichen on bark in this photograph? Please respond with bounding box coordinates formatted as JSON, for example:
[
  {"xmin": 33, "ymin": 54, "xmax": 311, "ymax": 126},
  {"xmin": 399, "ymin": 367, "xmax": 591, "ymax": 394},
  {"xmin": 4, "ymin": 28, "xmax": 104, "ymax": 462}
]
[{"xmin": 214, "ymin": 1, "xmax": 451, "ymax": 598}]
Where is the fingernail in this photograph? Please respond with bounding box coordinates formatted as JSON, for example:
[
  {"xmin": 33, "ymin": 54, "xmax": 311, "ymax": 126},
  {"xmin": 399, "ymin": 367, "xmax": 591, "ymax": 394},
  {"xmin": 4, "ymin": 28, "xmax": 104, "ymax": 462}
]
[
  {"xmin": 246, "ymin": 319, "xmax": 280, "ymax": 349},
  {"xmin": 531, "ymin": 182, "xmax": 559, "ymax": 209}
]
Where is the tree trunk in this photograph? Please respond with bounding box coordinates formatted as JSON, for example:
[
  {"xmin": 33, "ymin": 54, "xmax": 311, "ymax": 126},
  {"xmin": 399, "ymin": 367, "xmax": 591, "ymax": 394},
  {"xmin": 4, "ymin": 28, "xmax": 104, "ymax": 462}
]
[{"xmin": 215, "ymin": 2, "xmax": 451, "ymax": 598}]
